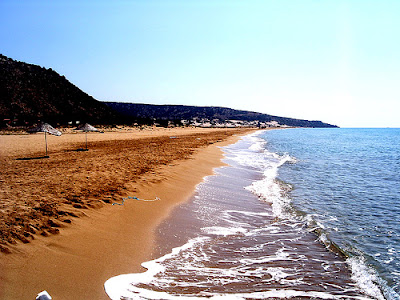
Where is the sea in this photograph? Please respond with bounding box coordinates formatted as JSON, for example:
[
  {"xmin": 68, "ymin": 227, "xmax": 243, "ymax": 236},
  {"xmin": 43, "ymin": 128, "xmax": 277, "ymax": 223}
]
[{"xmin": 105, "ymin": 128, "xmax": 400, "ymax": 300}]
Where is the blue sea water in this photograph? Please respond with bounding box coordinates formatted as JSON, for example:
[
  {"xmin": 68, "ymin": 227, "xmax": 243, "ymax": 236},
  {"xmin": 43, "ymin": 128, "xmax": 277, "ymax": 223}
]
[
  {"xmin": 262, "ymin": 128, "xmax": 400, "ymax": 299},
  {"xmin": 105, "ymin": 128, "xmax": 400, "ymax": 300}
]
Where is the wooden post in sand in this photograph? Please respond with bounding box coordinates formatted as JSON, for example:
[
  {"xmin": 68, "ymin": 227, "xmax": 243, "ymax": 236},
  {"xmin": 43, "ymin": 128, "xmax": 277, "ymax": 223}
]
[{"xmin": 45, "ymin": 131, "xmax": 48, "ymax": 156}]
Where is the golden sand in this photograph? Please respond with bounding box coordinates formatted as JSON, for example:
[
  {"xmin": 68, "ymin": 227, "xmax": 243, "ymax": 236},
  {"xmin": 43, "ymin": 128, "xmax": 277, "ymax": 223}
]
[{"xmin": 0, "ymin": 127, "xmax": 253, "ymax": 299}]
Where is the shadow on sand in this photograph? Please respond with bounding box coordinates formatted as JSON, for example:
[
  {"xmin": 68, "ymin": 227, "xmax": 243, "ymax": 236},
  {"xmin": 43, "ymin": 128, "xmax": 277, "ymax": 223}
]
[{"xmin": 16, "ymin": 156, "xmax": 50, "ymax": 160}]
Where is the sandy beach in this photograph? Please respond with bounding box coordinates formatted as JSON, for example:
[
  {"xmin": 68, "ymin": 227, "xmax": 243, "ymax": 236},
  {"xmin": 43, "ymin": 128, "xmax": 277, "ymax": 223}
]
[{"xmin": 0, "ymin": 127, "xmax": 253, "ymax": 299}]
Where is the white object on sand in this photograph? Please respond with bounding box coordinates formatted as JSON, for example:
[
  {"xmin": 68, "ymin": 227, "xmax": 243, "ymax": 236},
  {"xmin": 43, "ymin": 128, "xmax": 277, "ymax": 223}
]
[{"xmin": 36, "ymin": 290, "xmax": 52, "ymax": 300}]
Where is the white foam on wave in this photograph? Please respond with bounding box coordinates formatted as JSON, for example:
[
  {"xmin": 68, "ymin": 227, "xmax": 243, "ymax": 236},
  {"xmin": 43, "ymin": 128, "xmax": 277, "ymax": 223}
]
[
  {"xmin": 108, "ymin": 289, "xmax": 373, "ymax": 300},
  {"xmin": 106, "ymin": 287, "xmax": 373, "ymax": 300},
  {"xmin": 202, "ymin": 226, "xmax": 247, "ymax": 236},
  {"xmin": 104, "ymin": 236, "xmax": 209, "ymax": 300},
  {"xmin": 224, "ymin": 131, "xmax": 274, "ymax": 171},
  {"xmin": 219, "ymin": 209, "xmax": 272, "ymax": 230},
  {"xmin": 105, "ymin": 232, "xmax": 327, "ymax": 300},
  {"xmin": 245, "ymin": 153, "xmax": 296, "ymax": 219},
  {"xmin": 200, "ymin": 289, "xmax": 374, "ymax": 300},
  {"xmin": 239, "ymin": 248, "xmax": 291, "ymax": 265},
  {"xmin": 347, "ymin": 256, "xmax": 387, "ymax": 300},
  {"xmin": 224, "ymin": 131, "xmax": 298, "ymax": 220},
  {"xmin": 248, "ymin": 136, "xmax": 267, "ymax": 152}
]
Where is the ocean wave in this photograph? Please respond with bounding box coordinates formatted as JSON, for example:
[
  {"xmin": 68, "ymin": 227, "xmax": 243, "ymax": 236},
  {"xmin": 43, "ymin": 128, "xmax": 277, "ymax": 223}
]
[
  {"xmin": 231, "ymin": 130, "xmax": 389, "ymax": 300},
  {"xmin": 104, "ymin": 130, "xmax": 390, "ymax": 300}
]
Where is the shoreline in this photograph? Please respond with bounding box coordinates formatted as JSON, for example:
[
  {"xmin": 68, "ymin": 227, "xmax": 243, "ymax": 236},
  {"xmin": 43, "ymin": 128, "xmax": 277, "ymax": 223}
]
[
  {"xmin": 106, "ymin": 128, "xmax": 375, "ymax": 300},
  {"xmin": 0, "ymin": 127, "xmax": 251, "ymax": 299}
]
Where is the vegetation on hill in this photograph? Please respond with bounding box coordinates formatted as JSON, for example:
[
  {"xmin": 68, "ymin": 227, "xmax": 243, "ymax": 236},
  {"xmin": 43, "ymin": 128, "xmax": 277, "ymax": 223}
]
[
  {"xmin": 104, "ymin": 102, "xmax": 338, "ymax": 128},
  {"xmin": 0, "ymin": 54, "xmax": 117, "ymax": 126}
]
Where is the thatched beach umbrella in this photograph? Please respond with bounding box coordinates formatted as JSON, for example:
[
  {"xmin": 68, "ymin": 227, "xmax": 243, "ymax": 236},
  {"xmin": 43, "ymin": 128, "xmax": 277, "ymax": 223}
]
[
  {"xmin": 75, "ymin": 123, "xmax": 99, "ymax": 150},
  {"xmin": 28, "ymin": 123, "xmax": 62, "ymax": 157}
]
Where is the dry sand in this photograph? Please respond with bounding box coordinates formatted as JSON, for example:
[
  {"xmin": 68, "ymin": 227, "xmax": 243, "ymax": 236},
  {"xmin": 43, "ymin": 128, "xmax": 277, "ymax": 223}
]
[{"xmin": 0, "ymin": 127, "xmax": 253, "ymax": 299}]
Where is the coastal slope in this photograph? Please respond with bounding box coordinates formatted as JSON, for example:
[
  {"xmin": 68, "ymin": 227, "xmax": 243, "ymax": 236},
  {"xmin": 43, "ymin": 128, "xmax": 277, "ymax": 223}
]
[{"xmin": 0, "ymin": 54, "xmax": 117, "ymax": 125}]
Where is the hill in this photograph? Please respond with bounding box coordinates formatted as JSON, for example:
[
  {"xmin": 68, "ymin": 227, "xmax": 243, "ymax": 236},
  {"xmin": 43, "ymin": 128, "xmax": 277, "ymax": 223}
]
[
  {"xmin": 0, "ymin": 54, "xmax": 337, "ymax": 128},
  {"xmin": 104, "ymin": 102, "xmax": 338, "ymax": 128},
  {"xmin": 0, "ymin": 54, "xmax": 117, "ymax": 126}
]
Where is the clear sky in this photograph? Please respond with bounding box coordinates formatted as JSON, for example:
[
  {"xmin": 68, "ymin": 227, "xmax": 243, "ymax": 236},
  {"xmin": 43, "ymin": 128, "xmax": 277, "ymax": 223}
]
[{"xmin": 1, "ymin": 0, "xmax": 399, "ymax": 127}]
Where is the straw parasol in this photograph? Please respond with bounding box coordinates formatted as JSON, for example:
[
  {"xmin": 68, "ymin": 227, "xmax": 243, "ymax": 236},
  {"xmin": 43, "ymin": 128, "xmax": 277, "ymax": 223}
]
[
  {"xmin": 74, "ymin": 123, "xmax": 99, "ymax": 150},
  {"xmin": 28, "ymin": 123, "xmax": 62, "ymax": 157}
]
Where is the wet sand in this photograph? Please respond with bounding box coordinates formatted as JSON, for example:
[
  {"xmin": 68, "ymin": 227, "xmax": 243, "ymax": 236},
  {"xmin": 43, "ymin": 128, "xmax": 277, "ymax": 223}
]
[{"xmin": 0, "ymin": 127, "xmax": 252, "ymax": 299}]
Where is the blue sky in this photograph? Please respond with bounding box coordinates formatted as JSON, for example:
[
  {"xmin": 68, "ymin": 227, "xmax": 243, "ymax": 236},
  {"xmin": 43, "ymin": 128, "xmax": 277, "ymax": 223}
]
[{"xmin": 1, "ymin": 0, "xmax": 399, "ymax": 127}]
